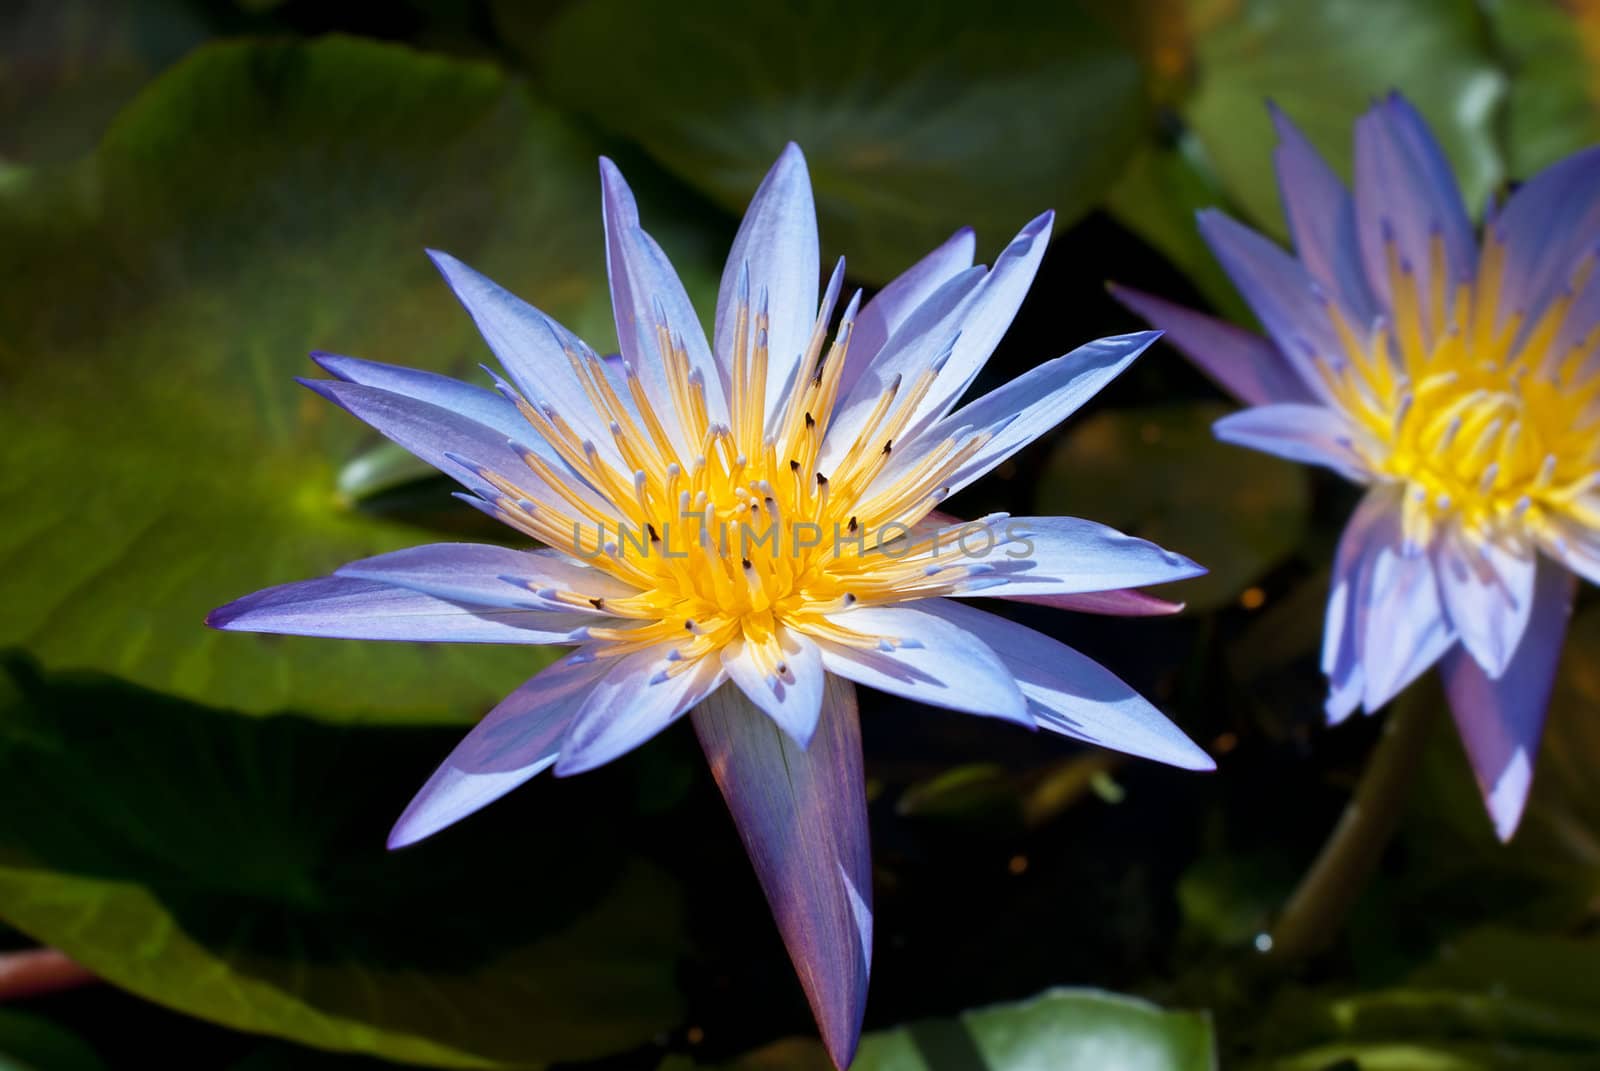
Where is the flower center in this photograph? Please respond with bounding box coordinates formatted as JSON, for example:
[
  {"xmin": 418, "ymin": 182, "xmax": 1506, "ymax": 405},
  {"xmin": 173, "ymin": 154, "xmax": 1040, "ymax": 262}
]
[
  {"xmin": 1316, "ymin": 229, "xmax": 1600, "ymax": 549},
  {"xmin": 468, "ymin": 286, "xmax": 996, "ymax": 674}
]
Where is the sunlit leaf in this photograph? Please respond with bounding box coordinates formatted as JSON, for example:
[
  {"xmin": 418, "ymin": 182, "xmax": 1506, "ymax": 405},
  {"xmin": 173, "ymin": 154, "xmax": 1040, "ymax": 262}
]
[
  {"xmin": 525, "ymin": 0, "xmax": 1148, "ymax": 283},
  {"xmin": 1182, "ymin": 0, "xmax": 1505, "ymax": 237},
  {"xmin": 0, "ymin": 655, "xmax": 687, "ymax": 1068},
  {"xmin": 0, "ymin": 37, "xmax": 722, "ymax": 721},
  {"xmin": 1039, "ymin": 403, "xmax": 1311, "ymax": 611}
]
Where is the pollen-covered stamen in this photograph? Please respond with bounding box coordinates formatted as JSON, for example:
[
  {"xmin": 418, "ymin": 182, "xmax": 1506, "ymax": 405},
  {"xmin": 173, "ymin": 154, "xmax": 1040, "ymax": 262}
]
[
  {"xmin": 1318, "ymin": 225, "xmax": 1600, "ymax": 550},
  {"xmin": 478, "ymin": 265, "xmax": 994, "ymax": 666}
]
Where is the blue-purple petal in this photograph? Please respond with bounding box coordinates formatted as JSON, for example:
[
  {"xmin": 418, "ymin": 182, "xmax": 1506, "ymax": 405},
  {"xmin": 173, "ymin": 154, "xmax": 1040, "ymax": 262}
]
[
  {"xmin": 600, "ymin": 158, "xmax": 729, "ymax": 439},
  {"xmin": 941, "ymin": 516, "xmax": 1203, "ymax": 598},
  {"xmin": 207, "ymin": 576, "xmax": 592, "ymax": 644},
  {"xmin": 1495, "ymin": 145, "xmax": 1600, "ymax": 334},
  {"xmin": 907, "ymin": 331, "xmax": 1156, "ymax": 499},
  {"xmin": 1441, "ymin": 561, "xmax": 1577, "ymax": 840},
  {"xmin": 1353, "ymin": 95, "xmax": 1476, "ymax": 331},
  {"xmin": 1213, "ymin": 403, "xmax": 1370, "ymax": 481},
  {"xmin": 1109, "ymin": 284, "xmax": 1314, "ymax": 407},
  {"xmin": 714, "ymin": 143, "xmax": 819, "ymax": 426},
  {"xmin": 554, "ymin": 651, "xmax": 725, "ymax": 775},
  {"xmin": 1197, "ymin": 209, "xmax": 1341, "ymax": 400},
  {"xmin": 691, "ymin": 674, "xmax": 871, "ymax": 1070},
  {"xmin": 721, "ymin": 626, "xmax": 827, "ymax": 747},
  {"xmin": 1270, "ymin": 103, "xmax": 1378, "ymax": 324},
  {"xmin": 920, "ymin": 600, "xmax": 1214, "ymax": 770},
  {"xmin": 388, "ymin": 655, "xmax": 608, "ymax": 848},
  {"xmin": 336, "ymin": 542, "xmax": 638, "ymax": 608},
  {"xmin": 843, "ymin": 227, "xmax": 977, "ymax": 397},
  {"xmin": 814, "ymin": 603, "xmax": 1030, "ymax": 725},
  {"xmin": 1434, "ymin": 529, "xmax": 1537, "ymax": 679}
]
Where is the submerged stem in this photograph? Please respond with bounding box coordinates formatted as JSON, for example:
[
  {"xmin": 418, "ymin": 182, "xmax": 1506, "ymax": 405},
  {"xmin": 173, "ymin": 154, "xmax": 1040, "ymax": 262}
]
[{"xmin": 1261, "ymin": 687, "xmax": 1440, "ymax": 967}]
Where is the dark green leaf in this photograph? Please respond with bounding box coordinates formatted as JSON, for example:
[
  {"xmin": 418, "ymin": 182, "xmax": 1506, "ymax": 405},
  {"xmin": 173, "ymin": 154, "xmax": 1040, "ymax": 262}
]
[
  {"xmin": 0, "ymin": 37, "xmax": 721, "ymax": 721},
  {"xmin": 0, "ymin": 1010, "xmax": 105, "ymax": 1071},
  {"xmin": 0, "ymin": 655, "xmax": 687, "ymax": 1068},
  {"xmin": 1038, "ymin": 403, "xmax": 1310, "ymax": 611},
  {"xmin": 1183, "ymin": 0, "xmax": 1505, "ymax": 237},
  {"xmin": 525, "ymin": 0, "xmax": 1148, "ymax": 283}
]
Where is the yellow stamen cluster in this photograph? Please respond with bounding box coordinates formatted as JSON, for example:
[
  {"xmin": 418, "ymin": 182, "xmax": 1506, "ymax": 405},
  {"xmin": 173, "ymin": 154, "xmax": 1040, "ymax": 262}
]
[
  {"xmin": 1317, "ymin": 230, "xmax": 1600, "ymax": 551},
  {"xmin": 474, "ymin": 286, "xmax": 998, "ymax": 677}
]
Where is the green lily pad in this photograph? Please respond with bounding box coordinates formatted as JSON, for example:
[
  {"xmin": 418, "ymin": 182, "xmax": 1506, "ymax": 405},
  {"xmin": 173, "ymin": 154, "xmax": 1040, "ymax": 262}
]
[
  {"xmin": 0, "ymin": 37, "xmax": 705, "ymax": 721},
  {"xmin": 1038, "ymin": 403, "xmax": 1311, "ymax": 611},
  {"xmin": 524, "ymin": 0, "xmax": 1148, "ymax": 283},
  {"xmin": 0, "ymin": 654, "xmax": 686, "ymax": 1068},
  {"xmin": 1183, "ymin": 0, "xmax": 1505, "ymax": 237},
  {"xmin": 0, "ymin": 1010, "xmax": 105, "ymax": 1071},
  {"xmin": 1484, "ymin": 0, "xmax": 1600, "ymax": 177},
  {"xmin": 670, "ymin": 988, "xmax": 1215, "ymax": 1070}
]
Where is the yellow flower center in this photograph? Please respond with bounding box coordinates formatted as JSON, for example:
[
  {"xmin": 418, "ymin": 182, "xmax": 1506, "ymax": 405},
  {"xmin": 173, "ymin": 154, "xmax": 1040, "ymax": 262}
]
[
  {"xmin": 472, "ymin": 294, "xmax": 996, "ymax": 675},
  {"xmin": 1319, "ymin": 230, "xmax": 1600, "ymax": 549}
]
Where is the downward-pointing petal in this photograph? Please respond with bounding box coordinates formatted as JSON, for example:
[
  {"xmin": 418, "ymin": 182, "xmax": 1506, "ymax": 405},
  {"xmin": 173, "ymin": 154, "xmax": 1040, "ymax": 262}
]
[
  {"xmin": 555, "ymin": 651, "xmax": 725, "ymax": 775},
  {"xmin": 692, "ymin": 675, "xmax": 871, "ymax": 1070},
  {"xmin": 1441, "ymin": 561, "xmax": 1577, "ymax": 840}
]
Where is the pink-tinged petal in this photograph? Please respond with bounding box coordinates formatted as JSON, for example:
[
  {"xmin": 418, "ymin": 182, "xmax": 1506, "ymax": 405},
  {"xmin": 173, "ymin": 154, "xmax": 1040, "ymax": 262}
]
[
  {"xmin": 1434, "ymin": 527, "xmax": 1538, "ymax": 679},
  {"xmin": 920, "ymin": 600, "xmax": 1214, "ymax": 770},
  {"xmin": 1441, "ymin": 561, "xmax": 1577, "ymax": 840},
  {"xmin": 336, "ymin": 543, "xmax": 639, "ymax": 608},
  {"xmin": 1269, "ymin": 103, "xmax": 1378, "ymax": 323},
  {"xmin": 1353, "ymin": 94, "xmax": 1476, "ymax": 330},
  {"xmin": 600, "ymin": 158, "xmax": 729, "ymax": 441},
  {"xmin": 714, "ymin": 143, "xmax": 819, "ymax": 426},
  {"xmin": 207, "ymin": 576, "xmax": 592, "ymax": 644},
  {"xmin": 1213, "ymin": 403, "xmax": 1370, "ymax": 481},
  {"xmin": 692, "ymin": 675, "xmax": 871, "ymax": 1070},
  {"xmin": 905, "ymin": 331, "xmax": 1156, "ymax": 500},
  {"xmin": 720, "ymin": 626, "xmax": 826, "ymax": 747},
  {"xmin": 937, "ymin": 516, "xmax": 1203, "ymax": 598},
  {"xmin": 554, "ymin": 651, "xmax": 726, "ymax": 775},
  {"xmin": 1495, "ymin": 146, "xmax": 1600, "ymax": 329},
  {"xmin": 812, "ymin": 604, "xmax": 1030, "ymax": 726},
  {"xmin": 1109, "ymin": 284, "xmax": 1314, "ymax": 407},
  {"xmin": 1006, "ymin": 588, "xmax": 1186, "ymax": 617},
  {"xmin": 1322, "ymin": 487, "xmax": 1453, "ymax": 714},
  {"xmin": 425, "ymin": 250, "xmax": 619, "ymax": 460},
  {"xmin": 843, "ymin": 227, "xmax": 977, "ymax": 397},
  {"xmin": 1197, "ymin": 209, "xmax": 1341, "ymax": 401},
  {"xmin": 388, "ymin": 654, "xmax": 608, "ymax": 849}
]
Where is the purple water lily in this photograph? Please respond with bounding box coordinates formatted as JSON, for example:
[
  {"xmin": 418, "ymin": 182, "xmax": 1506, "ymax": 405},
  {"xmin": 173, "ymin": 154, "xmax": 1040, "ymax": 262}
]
[
  {"xmin": 210, "ymin": 144, "xmax": 1212, "ymax": 1066},
  {"xmin": 1117, "ymin": 95, "xmax": 1600, "ymax": 842}
]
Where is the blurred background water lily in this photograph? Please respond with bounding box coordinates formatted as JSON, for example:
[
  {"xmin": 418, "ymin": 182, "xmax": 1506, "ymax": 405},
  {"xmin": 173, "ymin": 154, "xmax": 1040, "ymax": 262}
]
[{"xmin": 1118, "ymin": 94, "xmax": 1600, "ymax": 842}]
